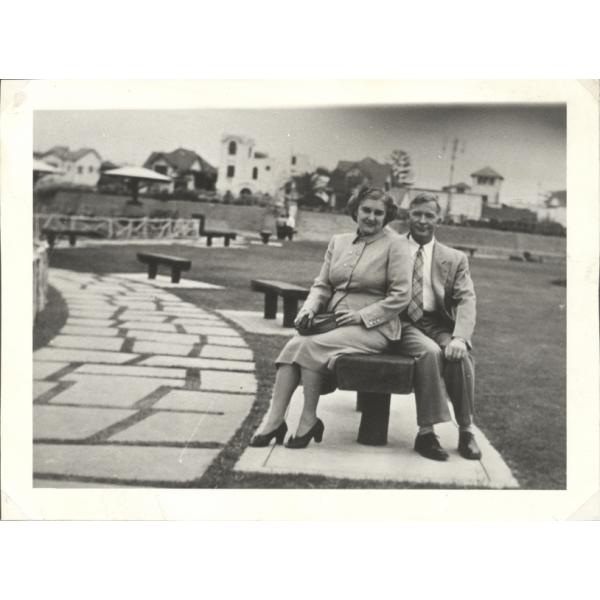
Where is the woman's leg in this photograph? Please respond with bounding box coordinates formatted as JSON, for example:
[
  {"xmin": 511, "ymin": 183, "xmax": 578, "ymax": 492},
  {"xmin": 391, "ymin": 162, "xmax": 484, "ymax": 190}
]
[
  {"xmin": 295, "ymin": 367, "xmax": 324, "ymax": 436},
  {"xmin": 258, "ymin": 364, "xmax": 300, "ymax": 433}
]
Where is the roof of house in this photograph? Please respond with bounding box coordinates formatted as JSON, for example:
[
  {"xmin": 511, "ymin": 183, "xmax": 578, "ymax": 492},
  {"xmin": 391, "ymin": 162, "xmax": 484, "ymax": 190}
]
[
  {"xmin": 471, "ymin": 166, "xmax": 504, "ymax": 180},
  {"xmin": 144, "ymin": 147, "xmax": 216, "ymax": 174},
  {"xmin": 40, "ymin": 146, "xmax": 102, "ymax": 162},
  {"xmin": 332, "ymin": 157, "xmax": 391, "ymax": 187}
]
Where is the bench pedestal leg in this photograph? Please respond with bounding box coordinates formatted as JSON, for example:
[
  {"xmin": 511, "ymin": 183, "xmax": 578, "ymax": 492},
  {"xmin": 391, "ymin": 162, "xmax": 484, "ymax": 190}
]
[
  {"xmin": 264, "ymin": 292, "xmax": 277, "ymax": 319},
  {"xmin": 206, "ymin": 236, "xmax": 213, "ymax": 247},
  {"xmin": 224, "ymin": 237, "xmax": 231, "ymax": 247},
  {"xmin": 171, "ymin": 268, "xmax": 181, "ymax": 283},
  {"xmin": 282, "ymin": 298, "xmax": 299, "ymax": 327},
  {"xmin": 68, "ymin": 233, "xmax": 77, "ymax": 246},
  {"xmin": 357, "ymin": 392, "xmax": 391, "ymax": 446},
  {"xmin": 46, "ymin": 232, "xmax": 56, "ymax": 248},
  {"xmin": 148, "ymin": 263, "xmax": 158, "ymax": 279}
]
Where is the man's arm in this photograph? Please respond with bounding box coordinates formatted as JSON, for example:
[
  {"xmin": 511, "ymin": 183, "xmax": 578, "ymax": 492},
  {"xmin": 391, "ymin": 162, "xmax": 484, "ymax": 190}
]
[{"xmin": 450, "ymin": 253, "xmax": 476, "ymax": 344}]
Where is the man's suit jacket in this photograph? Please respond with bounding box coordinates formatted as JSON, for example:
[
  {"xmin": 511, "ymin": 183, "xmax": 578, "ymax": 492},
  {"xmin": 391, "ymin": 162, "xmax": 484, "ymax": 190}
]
[{"xmin": 428, "ymin": 240, "xmax": 477, "ymax": 345}]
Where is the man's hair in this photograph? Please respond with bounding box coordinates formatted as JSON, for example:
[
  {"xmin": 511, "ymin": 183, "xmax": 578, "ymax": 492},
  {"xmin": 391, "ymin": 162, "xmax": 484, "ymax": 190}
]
[
  {"xmin": 346, "ymin": 185, "xmax": 398, "ymax": 225},
  {"xmin": 409, "ymin": 193, "xmax": 442, "ymax": 214}
]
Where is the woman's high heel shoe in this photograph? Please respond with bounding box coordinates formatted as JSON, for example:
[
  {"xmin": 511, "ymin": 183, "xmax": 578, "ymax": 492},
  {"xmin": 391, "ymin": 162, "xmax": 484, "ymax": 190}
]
[
  {"xmin": 249, "ymin": 421, "xmax": 288, "ymax": 447},
  {"xmin": 285, "ymin": 418, "xmax": 325, "ymax": 449}
]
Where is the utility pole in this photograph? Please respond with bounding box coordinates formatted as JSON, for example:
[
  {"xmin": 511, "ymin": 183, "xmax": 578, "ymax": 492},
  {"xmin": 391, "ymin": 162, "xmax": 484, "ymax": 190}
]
[{"xmin": 444, "ymin": 137, "xmax": 465, "ymax": 220}]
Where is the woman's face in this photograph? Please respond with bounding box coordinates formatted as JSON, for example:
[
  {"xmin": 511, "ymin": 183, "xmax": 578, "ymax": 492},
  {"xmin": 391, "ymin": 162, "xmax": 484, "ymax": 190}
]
[{"xmin": 356, "ymin": 197, "xmax": 386, "ymax": 236}]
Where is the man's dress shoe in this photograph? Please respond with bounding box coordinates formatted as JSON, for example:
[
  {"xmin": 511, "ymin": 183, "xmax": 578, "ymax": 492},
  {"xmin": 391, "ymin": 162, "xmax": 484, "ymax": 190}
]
[
  {"xmin": 414, "ymin": 432, "xmax": 449, "ymax": 461},
  {"xmin": 458, "ymin": 431, "xmax": 482, "ymax": 460}
]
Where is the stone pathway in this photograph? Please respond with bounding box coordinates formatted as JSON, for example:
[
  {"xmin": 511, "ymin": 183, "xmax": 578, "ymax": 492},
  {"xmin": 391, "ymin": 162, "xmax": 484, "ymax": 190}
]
[
  {"xmin": 33, "ymin": 268, "xmax": 256, "ymax": 487},
  {"xmin": 34, "ymin": 267, "xmax": 519, "ymax": 489}
]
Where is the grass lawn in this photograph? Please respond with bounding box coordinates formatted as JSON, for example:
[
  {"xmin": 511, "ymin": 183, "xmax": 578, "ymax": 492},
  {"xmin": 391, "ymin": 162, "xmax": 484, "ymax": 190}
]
[{"xmin": 44, "ymin": 240, "xmax": 566, "ymax": 489}]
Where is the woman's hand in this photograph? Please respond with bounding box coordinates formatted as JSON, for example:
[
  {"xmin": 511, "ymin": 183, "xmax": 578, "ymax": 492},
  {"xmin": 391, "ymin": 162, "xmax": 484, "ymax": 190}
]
[
  {"xmin": 335, "ymin": 309, "xmax": 362, "ymax": 327},
  {"xmin": 294, "ymin": 308, "xmax": 315, "ymax": 329}
]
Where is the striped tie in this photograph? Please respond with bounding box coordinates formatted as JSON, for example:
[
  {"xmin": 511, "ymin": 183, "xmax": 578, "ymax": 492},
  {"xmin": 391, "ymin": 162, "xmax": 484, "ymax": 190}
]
[{"xmin": 407, "ymin": 246, "xmax": 424, "ymax": 323}]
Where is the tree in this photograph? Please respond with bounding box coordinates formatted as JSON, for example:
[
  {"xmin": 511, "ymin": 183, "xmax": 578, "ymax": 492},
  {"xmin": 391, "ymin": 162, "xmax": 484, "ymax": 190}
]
[{"xmin": 387, "ymin": 149, "xmax": 413, "ymax": 187}]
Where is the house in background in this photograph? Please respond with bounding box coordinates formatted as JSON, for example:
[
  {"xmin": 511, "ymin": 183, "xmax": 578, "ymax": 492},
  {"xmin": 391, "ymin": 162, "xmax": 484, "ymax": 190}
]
[
  {"xmin": 469, "ymin": 166, "xmax": 504, "ymax": 206},
  {"xmin": 143, "ymin": 148, "xmax": 217, "ymax": 193},
  {"xmin": 329, "ymin": 157, "xmax": 393, "ymax": 208},
  {"xmin": 536, "ymin": 190, "xmax": 566, "ymax": 227},
  {"xmin": 216, "ymin": 134, "xmax": 311, "ymax": 197},
  {"xmin": 35, "ymin": 146, "xmax": 102, "ymax": 187}
]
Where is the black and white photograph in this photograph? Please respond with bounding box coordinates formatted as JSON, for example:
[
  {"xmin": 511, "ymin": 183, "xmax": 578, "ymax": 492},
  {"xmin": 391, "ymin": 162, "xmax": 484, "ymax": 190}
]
[{"xmin": 1, "ymin": 80, "xmax": 598, "ymax": 520}]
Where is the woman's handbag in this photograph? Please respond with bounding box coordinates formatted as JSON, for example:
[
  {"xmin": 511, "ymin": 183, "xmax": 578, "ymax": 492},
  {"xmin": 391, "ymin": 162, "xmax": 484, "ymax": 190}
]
[{"xmin": 295, "ymin": 312, "xmax": 339, "ymax": 336}]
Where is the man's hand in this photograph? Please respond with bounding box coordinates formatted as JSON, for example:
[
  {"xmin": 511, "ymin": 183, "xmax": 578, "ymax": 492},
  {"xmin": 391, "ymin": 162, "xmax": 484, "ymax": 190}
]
[
  {"xmin": 294, "ymin": 308, "xmax": 315, "ymax": 329},
  {"xmin": 445, "ymin": 337, "xmax": 468, "ymax": 361},
  {"xmin": 335, "ymin": 309, "xmax": 362, "ymax": 326}
]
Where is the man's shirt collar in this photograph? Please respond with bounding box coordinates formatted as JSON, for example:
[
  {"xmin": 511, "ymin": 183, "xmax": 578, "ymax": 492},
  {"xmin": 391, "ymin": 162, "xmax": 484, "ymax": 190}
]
[{"xmin": 407, "ymin": 232, "xmax": 436, "ymax": 250}]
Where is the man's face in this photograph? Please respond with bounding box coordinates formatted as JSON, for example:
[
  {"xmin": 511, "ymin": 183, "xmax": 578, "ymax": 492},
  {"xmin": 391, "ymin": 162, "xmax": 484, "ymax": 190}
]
[{"xmin": 408, "ymin": 200, "xmax": 441, "ymax": 245}]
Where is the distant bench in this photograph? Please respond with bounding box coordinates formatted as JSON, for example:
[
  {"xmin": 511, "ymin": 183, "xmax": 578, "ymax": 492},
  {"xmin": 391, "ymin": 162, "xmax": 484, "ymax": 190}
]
[
  {"xmin": 335, "ymin": 348, "xmax": 415, "ymax": 446},
  {"xmin": 193, "ymin": 213, "xmax": 238, "ymax": 247},
  {"xmin": 451, "ymin": 244, "xmax": 477, "ymax": 258},
  {"xmin": 137, "ymin": 252, "xmax": 191, "ymax": 283},
  {"xmin": 42, "ymin": 228, "xmax": 104, "ymax": 248},
  {"xmin": 251, "ymin": 279, "xmax": 309, "ymax": 327}
]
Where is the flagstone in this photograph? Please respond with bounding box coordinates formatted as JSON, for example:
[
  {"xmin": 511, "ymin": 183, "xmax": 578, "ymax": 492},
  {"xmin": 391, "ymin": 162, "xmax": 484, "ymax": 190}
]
[
  {"xmin": 69, "ymin": 310, "xmax": 118, "ymax": 319},
  {"xmin": 120, "ymin": 321, "xmax": 177, "ymax": 332},
  {"xmin": 206, "ymin": 336, "xmax": 248, "ymax": 347},
  {"xmin": 33, "ymin": 444, "xmax": 219, "ymax": 483},
  {"xmin": 109, "ymin": 411, "xmax": 239, "ymax": 444},
  {"xmin": 200, "ymin": 345, "xmax": 253, "ymax": 361},
  {"xmin": 34, "ymin": 381, "xmax": 58, "ymax": 399},
  {"xmin": 113, "ymin": 273, "xmax": 224, "ymax": 290},
  {"xmin": 34, "ymin": 348, "xmax": 137, "ymax": 364},
  {"xmin": 172, "ymin": 315, "xmax": 221, "ymax": 324},
  {"xmin": 67, "ymin": 318, "xmax": 117, "ymax": 327},
  {"xmin": 117, "ymin": 312, "xmax": 168, "ymax": 322},
  {"xmin": 217, "ymin": 310, "xmax": 295, "ymax": 337},
  {"xmin": 180, "ymin": 325, "xmax": 238, "ymax": 336},
  {"xmin": 201, "ymin": 370, "xmax": 257, "ymax": 394},
  {"xmin": 66, "ymin": 301, "xmax": 115, "ymax": 308},
  {"xmin": 132, "ymin": 341, "xmax": 193, "ymax": 356},
  {"xmin": 140, "ymin": 355, "xmax": 253, "ymax": 372},
  {"xmin": 61, "ymin": 325, "xmax": 119, "ymax": 337},
  {"xmin": 34, "ymin": 405, "xmax": 136, "ymax": 440},
  {"xmin": 126, "ymin": 330, "xmax": 199, "ymax": 345},
  {"xmin": 117, "ymin": 302, "xmax": 156, "ymax": 311},
  {"xmin": 52, "ymin": 375, "xmax": 184, "ymax": 408},
  {"xmin": 153, "ymin": 390, "xmax": 254, "ymax": 413},
  {"xmin": 50, "ymin": 335, "xmax": 124, "ymax": 352},
  {"xmin": 34, "ymin": 361, "xmax": 69, "ymax": 379},
  {"xmin": 71, "ymin": 364, "xmax": 187, "ymax": 379}
]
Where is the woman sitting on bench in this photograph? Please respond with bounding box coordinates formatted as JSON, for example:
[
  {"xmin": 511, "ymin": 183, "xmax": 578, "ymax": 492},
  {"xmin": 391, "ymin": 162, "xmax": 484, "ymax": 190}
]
[{"xmin": 250, "ymin": 186, "xmax": 412, "ymax": 449}]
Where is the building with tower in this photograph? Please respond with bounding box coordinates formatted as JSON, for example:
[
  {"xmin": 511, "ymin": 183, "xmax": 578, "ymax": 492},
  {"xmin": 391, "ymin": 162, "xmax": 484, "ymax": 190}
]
[
  {"xmin": 469, "ymin": 166, "xmax": 504, "ymax": 206},
  {"xmin": 216, "ymin": 134, "xmax": 310, "ymax": 196}
]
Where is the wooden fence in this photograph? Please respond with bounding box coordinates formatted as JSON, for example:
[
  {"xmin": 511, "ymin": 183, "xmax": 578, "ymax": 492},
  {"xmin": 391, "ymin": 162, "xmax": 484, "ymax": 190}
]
[{"xmin": 34, "ymin": 214, "xmax": 201, "ymax": 240}]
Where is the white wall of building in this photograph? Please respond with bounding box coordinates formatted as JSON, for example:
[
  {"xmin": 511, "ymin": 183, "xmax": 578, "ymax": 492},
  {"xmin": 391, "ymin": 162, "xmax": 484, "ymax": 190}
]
[{"xmin": 536, "ymin": 206, "xmax": 566, "ymax": 227}]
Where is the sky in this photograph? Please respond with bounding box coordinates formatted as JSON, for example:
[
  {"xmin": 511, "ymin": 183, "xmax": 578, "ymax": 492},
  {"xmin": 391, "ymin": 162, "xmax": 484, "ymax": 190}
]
[{"xmin": 34, "ymin": 105, "xmax": 566, "ymax": 206}]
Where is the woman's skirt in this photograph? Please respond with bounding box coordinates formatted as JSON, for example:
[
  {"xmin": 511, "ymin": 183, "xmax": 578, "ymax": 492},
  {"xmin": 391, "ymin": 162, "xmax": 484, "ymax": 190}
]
[{"xmin": 276, "ymin": 324, "xmax": 389, "ymax": 374}]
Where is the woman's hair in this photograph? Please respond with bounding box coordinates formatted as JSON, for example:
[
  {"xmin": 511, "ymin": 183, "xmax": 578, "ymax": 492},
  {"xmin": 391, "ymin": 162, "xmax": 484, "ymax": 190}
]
[{"xmin": 346, "ymin": 185, "xmax": 398, "ymax": 225}]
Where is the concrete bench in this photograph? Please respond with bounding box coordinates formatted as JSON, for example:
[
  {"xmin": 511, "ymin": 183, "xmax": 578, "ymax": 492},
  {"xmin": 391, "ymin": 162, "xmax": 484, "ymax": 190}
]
[
  {"xmin": 250, "ymin": 279, "xmax": 309, "ymax": 327},
  {"xmin": 193, "ymin": 213, "xmax": 238, "ymax": 247},
  {"xmin": 259, "ymin": 230, "xmax": 273, "ymax": 244},
  {"xmin": 335, "ymin": 347, "xmax": 415, "ymax": 446},
  {"xmin": 137, "ymin": 252, "xmax": 191, "ymax": 283},
  {"xmin": 42, "ymin": 228, "xmax": 104, "ymax": 248}
]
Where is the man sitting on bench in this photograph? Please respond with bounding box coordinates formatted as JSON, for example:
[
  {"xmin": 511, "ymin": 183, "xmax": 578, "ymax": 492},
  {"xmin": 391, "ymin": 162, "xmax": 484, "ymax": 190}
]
[{"xmin": 398, "ymin": 193, "xmax": 481, "ymax": 462}]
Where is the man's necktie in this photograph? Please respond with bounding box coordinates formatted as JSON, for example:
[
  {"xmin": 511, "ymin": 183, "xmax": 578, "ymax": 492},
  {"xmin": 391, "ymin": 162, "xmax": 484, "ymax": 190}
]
[{"xmin": 407, "ymin": 246, "xmax": 424, "ymax": 323}]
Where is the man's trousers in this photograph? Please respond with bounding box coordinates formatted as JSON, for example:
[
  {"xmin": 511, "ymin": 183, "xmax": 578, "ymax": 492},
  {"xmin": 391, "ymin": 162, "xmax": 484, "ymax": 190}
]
[{"xmin": 398, "ymin": 314, "xmax": 475, "ymax": 427}]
